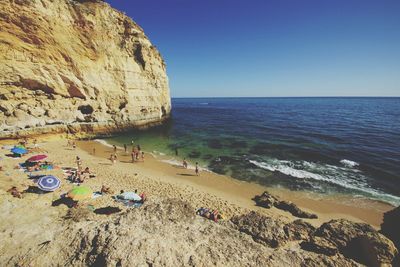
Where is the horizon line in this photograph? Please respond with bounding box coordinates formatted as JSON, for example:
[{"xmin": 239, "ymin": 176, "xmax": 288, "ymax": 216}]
[{"xmin": 171, "ymin": 96, "xmax": 400, "ymax": 99}]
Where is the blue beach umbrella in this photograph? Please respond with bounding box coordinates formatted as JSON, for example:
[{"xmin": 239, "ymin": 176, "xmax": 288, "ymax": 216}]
[
  {"xmin": 11, "ymin": 147, "xmax": 28, "ymax": 155},
  {"xmin": 37, "ymin": 175, "xmax": 61, "ymax": 191}
]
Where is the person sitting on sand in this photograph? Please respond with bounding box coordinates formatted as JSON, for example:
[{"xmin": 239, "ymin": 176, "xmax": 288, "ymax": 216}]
[
  {"xmin": 139, "ymin": 192, "xmax": 147, "ymax": 203},
  {"xmin": 7, "ymin": 186, "xmax": 22, "ymax": 198},
  {"xmin": 101, "ymin": 185, "xmax": 112, "ymax": 194}
]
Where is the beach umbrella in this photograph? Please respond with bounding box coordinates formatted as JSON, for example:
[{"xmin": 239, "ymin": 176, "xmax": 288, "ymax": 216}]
[
  {"xmin": 11, "ymin": 147, "xmax": 28, "ymax": 155},
  {"xmin": 37, "ymin": 175, "xmax": 61, "ymax": 191},
  {"xmin": 67, "ymin": 186, "xmax": 93, "ymax": 201},
  {"xmin": 120, "ymin": 192, "xmax": 142, "ymax": 201},
  {"xmin": 27, "ymin": 154, "xmax": 47, "ymax": 162}
]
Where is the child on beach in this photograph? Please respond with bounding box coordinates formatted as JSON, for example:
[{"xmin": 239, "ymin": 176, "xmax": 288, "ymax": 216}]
[{"xmin": 195, "ymin": 162, "xmax": 199, "ymax": 176}]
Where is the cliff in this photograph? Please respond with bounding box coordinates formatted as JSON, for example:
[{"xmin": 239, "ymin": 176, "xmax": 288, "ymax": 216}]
[{"xmin": 0, "ymin": 0, "xmax": 171, "ymax": 138}]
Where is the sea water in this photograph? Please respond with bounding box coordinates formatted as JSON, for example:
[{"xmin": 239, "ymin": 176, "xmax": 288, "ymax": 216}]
[{"xmin": 104, "ymin": 97, "xmax": 400, "ymax": 206}]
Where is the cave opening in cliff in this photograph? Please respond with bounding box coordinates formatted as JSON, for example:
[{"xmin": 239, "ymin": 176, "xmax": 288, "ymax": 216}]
[{"xmin": 78, "ymin": 104, "xmax": 94, "ymax": 115}]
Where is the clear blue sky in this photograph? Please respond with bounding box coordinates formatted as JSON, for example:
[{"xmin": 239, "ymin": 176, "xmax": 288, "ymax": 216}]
[{"xmin": 105, "ymin": 0, "xmax": 400, "ymax": 97}]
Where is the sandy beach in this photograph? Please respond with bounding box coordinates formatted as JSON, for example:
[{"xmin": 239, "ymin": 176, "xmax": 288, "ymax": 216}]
[
  {"xmin": 0, "ymin": 135, "xmax": 393, "ymax": 228},
  {"xmin": 0, "ymin": 134, "xmax": 398, "ymax": 266}
]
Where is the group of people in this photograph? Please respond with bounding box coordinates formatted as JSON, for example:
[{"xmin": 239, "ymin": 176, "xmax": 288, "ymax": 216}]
[
  {"xmin": 73, "ymin": 156, "xmax": 96, "ymax": 183},
  {"xmin": 109, "ymin": 142, "xmax": 145, "ymax": 164},
  {"xmin": 182, "ymin": 158, "xmax": 200, "ymax": 176}
]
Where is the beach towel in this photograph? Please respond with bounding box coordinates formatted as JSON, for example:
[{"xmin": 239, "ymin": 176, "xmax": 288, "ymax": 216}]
[{"xmin": 113, "ymin": 197, "xmax": 143, "ymax": 208}]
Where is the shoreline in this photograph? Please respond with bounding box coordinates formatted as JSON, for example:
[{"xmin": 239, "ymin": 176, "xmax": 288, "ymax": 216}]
[{"xmin": 79, "ymin": 137, "xmax": 393, "ymax": 228}]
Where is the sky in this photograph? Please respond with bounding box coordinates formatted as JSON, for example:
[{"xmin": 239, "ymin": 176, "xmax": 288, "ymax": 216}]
[{"xmin": 105, "ymin": 0, "xmax": 400, "ymax": 97}]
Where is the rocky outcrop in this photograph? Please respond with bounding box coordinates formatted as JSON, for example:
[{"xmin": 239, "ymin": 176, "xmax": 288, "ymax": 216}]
[
  {"xmin": 381, "ymin": 206, "xmax": 400, "ymax": 250},
  {"xmin": 2, "ymin": 198, "xmax": 362, "ymax": 266},
  {"xmin": 0, "ymin": 0, "xmax": 171, "ymax": 138},
  {"xmin": 301, "ymin": 219, "xmax": 398, "ymax": 266},
  {"xmin": 253, "ymin": 191, "xmax": 318, "ymax": 219},
  {"xmin": 381, "ymin": 206, "xmax": 400, "ymax": 267}
]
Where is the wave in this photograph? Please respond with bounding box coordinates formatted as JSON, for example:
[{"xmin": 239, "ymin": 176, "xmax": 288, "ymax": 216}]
[
  {"xmin": 94, "ymin": 139, "xmax": 124, "ymax": 150},
  {"xmin": 340, "ymin": 159, "xmax": 359, "ymax": 168},
  {"xmin": 249, "ymin": 159, "xmax": 400, "ymax": 206}
]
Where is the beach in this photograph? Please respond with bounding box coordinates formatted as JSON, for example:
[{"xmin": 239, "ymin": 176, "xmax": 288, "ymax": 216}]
[
  {"xmin": 0, "ymin": 134, "xmax": 397, "ymax": 266},
  {"xmin": 0, "ymin": 134, "xmax": 393, "ymax": 228}
]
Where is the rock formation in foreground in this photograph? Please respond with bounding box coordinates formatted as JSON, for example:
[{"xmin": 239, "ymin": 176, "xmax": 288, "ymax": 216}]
[
  {"xmin": 2, "ymin": 198, "xmax": 398, "ymax": 266},
  {"xmin": 0, "ymin": 0, "xmax": 171, "ymax": 138}
]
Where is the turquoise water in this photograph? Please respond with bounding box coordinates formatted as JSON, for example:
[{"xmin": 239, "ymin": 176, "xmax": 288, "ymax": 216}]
[{"xmin": 102, "ymin": 97, "xmax": 400, "ymax": 206}]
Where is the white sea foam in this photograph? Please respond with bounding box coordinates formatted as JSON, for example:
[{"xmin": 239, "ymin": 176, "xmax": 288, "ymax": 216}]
[
  {"xmin": 249, "ymin": 159, "xmax": 400, "ymax": 206},
  {"xmin": 340, "ymin": 159, "xmax": 359, "ymax": 168},
  {"xmin": 161, "ymin": 158, "xmax": 210, "ymax": 172},
  {"xmin": 94, "ymin": 139, "xmax": 123, "ymax": 150}
]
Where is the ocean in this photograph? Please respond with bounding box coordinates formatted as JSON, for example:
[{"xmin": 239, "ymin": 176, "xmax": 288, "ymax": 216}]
[{"xmin": 103, "ymin": 97, "xmax": 400, "ymax": 206}]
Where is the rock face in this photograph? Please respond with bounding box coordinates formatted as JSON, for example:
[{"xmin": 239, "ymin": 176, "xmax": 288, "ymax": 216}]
[{"xmin": 0, "ymin": 0, "xmax": 171, "ymax": 138}]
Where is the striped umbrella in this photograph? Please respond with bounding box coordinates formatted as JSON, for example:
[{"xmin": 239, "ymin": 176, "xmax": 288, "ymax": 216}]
[
  {"xmin": 11, "ymin": 147, "xmax": 28, "ymax": 155},
  {"xmin": 38, "ymin": 175, "xmax": 61, "ymax": 191},
  {"xmin": 67, "ymin": 186, "xmax": 93, "ymax": 201},
  {"xmin": 27, "ymin": 154, "xmax": 47, "ymax": 162}
]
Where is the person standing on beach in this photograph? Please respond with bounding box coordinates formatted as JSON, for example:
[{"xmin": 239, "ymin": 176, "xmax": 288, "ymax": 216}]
[
  {"xmin": 113, "ymin": 145, "xmax": 117, "ymax": 154},
  {"xmin": 195, "ymin": 162, "xmax": 199, "ymax": 176},
  {"xmin": 72, "ymin": 141, "xmax": 76, "ymax": 150},
  {"xmin": 131, "ymin": 147, "xmax": 135, "ymax": 163},
  {"xmin": 183, "ymin": 158, "xmax": 188, "ymax": 169},
  {"xmin": 124, "ymin": 144, "xmax": 127, "ymax": 153},
  {"xmin": 141, "ymin": 151, "xmax": 145, "ymax": 162},
  {"xmin": 175, "ymin": 147, "xmax": 178, "ymax": 156},
  {"xmin": 76, "ymin": 156, "xmax": 82, "ymax": 171},
  {"xmin": 92, "ymin": 147, "xmax": 96, "ymax": 155}
]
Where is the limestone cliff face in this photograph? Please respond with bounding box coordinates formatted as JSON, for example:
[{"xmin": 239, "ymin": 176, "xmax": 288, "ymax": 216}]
[{"xmin": 0, "ymin": 0, "xmax": 171, "ymax": 138}]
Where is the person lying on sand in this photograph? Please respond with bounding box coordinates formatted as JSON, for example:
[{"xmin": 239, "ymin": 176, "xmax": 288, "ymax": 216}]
[
  {"xmin": 82, "ymin": 167, "xmax": 96, "ymax": 178},
  {"xmin": 196, "ymin": 207, "xmax": 221, "ymax": 222},
  {"xmin": 7, "ymin": 186, "xmax": 22, "ymax": 198},
  {"xmin": 101, "ymin": 185, "xmax": 112, "ymax": 194}
]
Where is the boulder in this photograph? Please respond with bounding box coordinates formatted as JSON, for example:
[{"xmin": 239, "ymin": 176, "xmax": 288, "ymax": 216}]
[
  {"xmin": 252, "ymin": 191, "xmax": 318, "ymax": 219},
  {"xmin": 310, "ymin": 219, "xmax": 398, "ymax": 266},
  {"xmin": 345, "ymin": 232, "xmax": 398, "ymax": 267},
  {"xmin": 231, "ymin": 211, "xmax": 288, "ymax": 248},
  {"xmin": 301, "ymin": 236, "xmax": 339, "ymax": 256},
  {"xmin": 380, "ymin": 206, "xmax": 400, "ymax": 249},
  {"xmin": 253, "ymin": 191, "xmax": 278, "ymax": 208},
  {"xmin": 284, "ymin": 219, "xmax": 316, "ymax": 241},
  {"xmin": 275, "ymin": 200, "xmax": 318, "ymax": 219}
]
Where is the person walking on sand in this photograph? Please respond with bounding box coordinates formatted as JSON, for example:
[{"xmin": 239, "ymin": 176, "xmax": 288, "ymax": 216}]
[
  {"xmin": 124, "ymin": 144, "xmax": 127, "ymax": 153},
  {"xmin": 113, "ymin": 145, "xmax": 117, "ymax": 154},
  {"xmin": 92, "ymin": 147, "xmax": 96, "ymax": 155},
  {"xmin": 183, "ymin": 158, "xmax": 188, "ymax": 169},
  {"xmin": 131, "ymin": 148, "xmax": 135, "ymax": 163},
  {"xmin": 141, "ymin": 151, "xmax": 145, "ymax": 162},
  {"xmin": 195, "ymin": 162, "xmax": 199, "ymax": 176}
]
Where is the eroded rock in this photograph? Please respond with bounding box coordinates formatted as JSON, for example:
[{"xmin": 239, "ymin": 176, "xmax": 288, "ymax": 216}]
[{"xmin": 0, "ymin": 0, "xmax": 171, "ymax": 138}]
